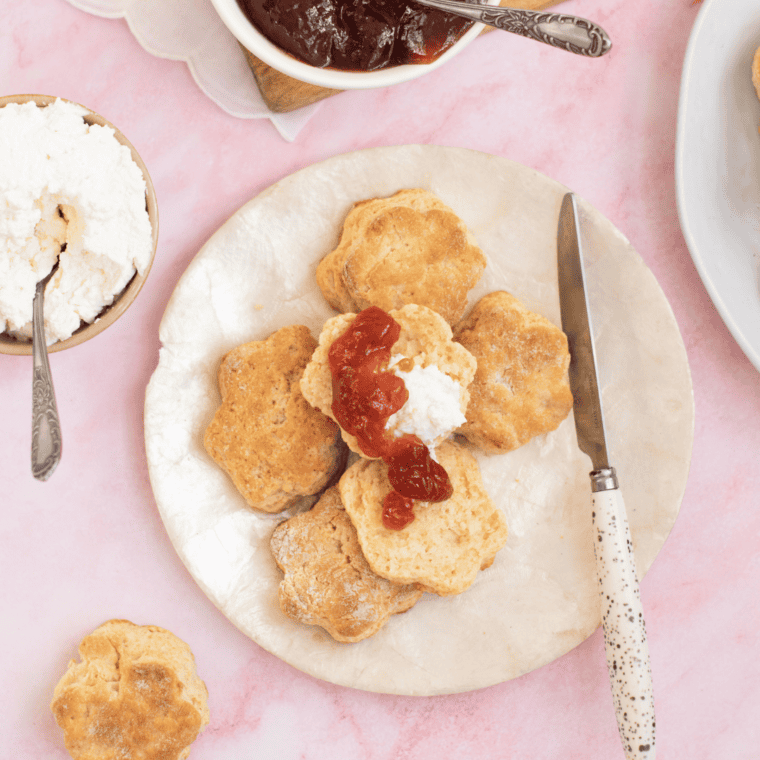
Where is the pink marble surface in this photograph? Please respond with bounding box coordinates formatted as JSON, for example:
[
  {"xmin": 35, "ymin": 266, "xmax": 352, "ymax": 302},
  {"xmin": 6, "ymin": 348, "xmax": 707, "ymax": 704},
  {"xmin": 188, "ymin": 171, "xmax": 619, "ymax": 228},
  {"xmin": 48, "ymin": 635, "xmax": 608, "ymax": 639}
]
[{"xmin": 2, "ymin": 0, "xmax": 759, "ymax": 757}]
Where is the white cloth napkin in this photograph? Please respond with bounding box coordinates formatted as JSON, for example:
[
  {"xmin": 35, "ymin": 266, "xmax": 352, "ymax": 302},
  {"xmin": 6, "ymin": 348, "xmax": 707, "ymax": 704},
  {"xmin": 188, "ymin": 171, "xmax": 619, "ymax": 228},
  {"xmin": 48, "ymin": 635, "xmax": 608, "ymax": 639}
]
[{"xmin": 64, "ymin": 0, "xmax": 322, "ymax": 141}]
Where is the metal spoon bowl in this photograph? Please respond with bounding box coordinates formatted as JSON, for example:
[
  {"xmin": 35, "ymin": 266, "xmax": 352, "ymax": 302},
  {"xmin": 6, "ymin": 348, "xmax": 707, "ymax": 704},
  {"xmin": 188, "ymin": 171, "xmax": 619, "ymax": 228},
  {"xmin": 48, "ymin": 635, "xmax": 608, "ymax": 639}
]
[{"xmin": 411, "ymin": 1, "xmax": 612, "ymax": 57}]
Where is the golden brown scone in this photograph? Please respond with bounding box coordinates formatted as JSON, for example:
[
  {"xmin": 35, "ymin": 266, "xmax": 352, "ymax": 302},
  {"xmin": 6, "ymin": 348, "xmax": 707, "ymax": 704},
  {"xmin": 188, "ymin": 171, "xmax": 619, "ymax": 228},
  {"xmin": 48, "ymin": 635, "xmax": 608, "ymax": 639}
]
[
  {"xmin": 454, "ymin": 291, "xmax": 573, "ymax": 454},
  {"xmin": 300, "ymin": 304, "xmax": 476, "ymax": 456},
  {"xmin": 51, "ymin": 620, "xmax": 209, "ymax": 760},
  {"xmin": 338, "ymin": 440, "xmax": 508, "ymax": 596},
  {"xmin": 316, "ymin": 189, "xmax": 453, "ymax": 313},
  {"xmin": 316, "ymin": 189, "xmax": 487, "ymax": 325},
  {"xmin": 753, "ymin": 46, "xmax": 760, "ymax": 132},
  {"xmin": 270, "ymin": 487, "xmax": 423, "ymax": 642},
  {"xmin": 204, "ymin": 325, "xmax": 348, "ymax": 513}
]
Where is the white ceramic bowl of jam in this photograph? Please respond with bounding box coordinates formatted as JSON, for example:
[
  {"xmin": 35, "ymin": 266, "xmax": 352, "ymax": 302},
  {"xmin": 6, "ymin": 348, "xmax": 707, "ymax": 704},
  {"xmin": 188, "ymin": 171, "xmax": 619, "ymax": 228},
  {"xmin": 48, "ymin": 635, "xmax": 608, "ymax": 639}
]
[{"xmin": 210, "ymin": 0, "xmax": 488, "ymax": 89}]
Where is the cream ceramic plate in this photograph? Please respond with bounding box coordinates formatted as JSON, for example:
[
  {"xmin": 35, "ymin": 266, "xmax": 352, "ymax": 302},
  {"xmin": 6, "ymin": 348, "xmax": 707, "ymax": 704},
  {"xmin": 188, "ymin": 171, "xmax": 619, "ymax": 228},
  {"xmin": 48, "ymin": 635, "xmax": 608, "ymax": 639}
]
[
  {"xmin": 676, "ymin": 0, "xmax": 760, "ymax": 372},
  {"xmin": 145, "ymin": 146, "xmax": 693, "ymax": 696}
]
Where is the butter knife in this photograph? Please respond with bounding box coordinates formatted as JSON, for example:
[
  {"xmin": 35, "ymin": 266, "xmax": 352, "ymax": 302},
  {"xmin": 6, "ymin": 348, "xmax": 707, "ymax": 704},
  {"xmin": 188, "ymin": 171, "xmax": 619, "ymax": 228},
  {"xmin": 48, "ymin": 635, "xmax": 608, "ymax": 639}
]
[{"xmin": 557, "ymin": 193, "xmax": 656, "ymax": 760}]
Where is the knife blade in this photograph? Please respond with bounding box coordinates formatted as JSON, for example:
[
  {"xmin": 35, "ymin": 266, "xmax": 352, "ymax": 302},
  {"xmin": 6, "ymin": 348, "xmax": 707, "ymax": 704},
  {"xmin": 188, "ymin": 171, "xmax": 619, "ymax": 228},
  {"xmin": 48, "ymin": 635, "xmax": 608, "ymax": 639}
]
[{"xmin": 557, "ymin": 192, "xmax": 656, "ymax": 760}]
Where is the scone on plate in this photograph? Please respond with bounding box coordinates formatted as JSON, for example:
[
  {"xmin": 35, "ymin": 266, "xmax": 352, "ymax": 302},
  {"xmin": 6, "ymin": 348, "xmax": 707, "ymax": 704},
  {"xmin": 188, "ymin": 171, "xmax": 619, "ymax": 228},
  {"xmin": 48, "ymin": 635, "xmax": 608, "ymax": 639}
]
[
  {"xmin": 270, "ymin": 486, "xmax": 423, "ymax": 642},
  {"xmin": 301, "ymin": 304, "xmax": 477, "ymax": 457},
  {"xmin": 204, "ymin": 324, "xmax": 348, "ymax": 513},
  {"xmin": 51, "ymin": 619, "xmax": 208, "ymax": 760},
  {"xmin": 338, "ymin": 440, "xmax": 508, "ymax": 596},
  {"xmin": 454, "ymin": 291, "xmax": 573, "ymax": 454},
  {"xmin": 316, "ymin": 189, "xmax": 487, "ymax": 325}
]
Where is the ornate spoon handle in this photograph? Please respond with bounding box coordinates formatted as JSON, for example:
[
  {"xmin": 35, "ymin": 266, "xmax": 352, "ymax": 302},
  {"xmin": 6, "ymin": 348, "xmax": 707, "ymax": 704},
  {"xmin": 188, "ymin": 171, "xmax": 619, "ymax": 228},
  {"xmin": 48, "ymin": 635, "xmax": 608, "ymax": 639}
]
[
  {"xmin": 413, "ymin": 0, "xmax": 612, "ymax": 57},
  {"xmin": 31, "ymin": 267, "xmax": 62, "ymax": 481}
]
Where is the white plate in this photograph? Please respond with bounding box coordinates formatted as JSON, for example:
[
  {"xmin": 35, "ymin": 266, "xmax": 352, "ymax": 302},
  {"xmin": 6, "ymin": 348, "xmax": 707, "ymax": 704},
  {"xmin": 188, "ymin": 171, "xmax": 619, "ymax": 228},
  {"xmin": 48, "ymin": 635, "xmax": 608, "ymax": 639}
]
[
  {"xmin": 676, "ymin": 0, "xmax": 760, "ymax": 372},
  {"xmin": 145, "ymin": 146, "xmax": 693, "ymax": 696}
]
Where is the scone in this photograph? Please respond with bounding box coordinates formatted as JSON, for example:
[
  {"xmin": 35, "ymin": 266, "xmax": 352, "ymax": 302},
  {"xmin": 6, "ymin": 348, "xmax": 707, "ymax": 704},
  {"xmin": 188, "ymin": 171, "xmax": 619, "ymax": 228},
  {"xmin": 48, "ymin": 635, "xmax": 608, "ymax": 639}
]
[
  {"xmin": 270, "ymin": 486, "xmax": 423, "ymax": 642},
  {"xmin": 301, "ymin": 304, "xmax": 477, "ymax": 457},
  {"xmin": 454, "ymin": 291, "xmax": 573, "ymax": 454},
  {"xmin": 753, "ymin": 46, "xmax": 760, "ymax": 131},
  {"xmin": 316, "ymin": 188, "xmax": 487, "ymax": 325},
  {"xmin": 338, "ymin": 440, "xmax": 508, "ymax": 596},
  {"xmin": 204, "ymin": 324, "xmax": 348, "ymax": 513},
  {"xmin": 51, "ymin": 620, "xmax": 209, "ymax": 760}
]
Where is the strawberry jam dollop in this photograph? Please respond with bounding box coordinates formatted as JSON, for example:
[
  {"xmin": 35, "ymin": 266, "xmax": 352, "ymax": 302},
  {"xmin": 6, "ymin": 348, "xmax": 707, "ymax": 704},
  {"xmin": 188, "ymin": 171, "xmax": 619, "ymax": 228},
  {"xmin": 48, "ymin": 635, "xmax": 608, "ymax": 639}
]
[{"xmin": 328, "ymin": 306, "xmax": 453, "ymax": 530}]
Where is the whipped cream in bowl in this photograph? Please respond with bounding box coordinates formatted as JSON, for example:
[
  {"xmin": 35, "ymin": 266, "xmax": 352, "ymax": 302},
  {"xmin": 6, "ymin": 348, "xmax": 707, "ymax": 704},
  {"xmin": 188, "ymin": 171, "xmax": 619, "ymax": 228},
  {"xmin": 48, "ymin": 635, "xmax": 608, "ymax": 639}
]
[{"xmin": 0, "ymin": 94, "xmax": 158, "ymax": 355}]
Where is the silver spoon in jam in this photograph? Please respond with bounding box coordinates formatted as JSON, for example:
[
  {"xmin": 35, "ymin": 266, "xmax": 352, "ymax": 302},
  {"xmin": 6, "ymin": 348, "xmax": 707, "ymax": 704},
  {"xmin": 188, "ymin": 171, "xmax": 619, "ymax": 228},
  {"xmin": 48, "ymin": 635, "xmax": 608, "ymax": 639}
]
[
  {"xmin": 411, "ymin": 1, "xmax": 612, "ymax": 57},
  {"xmin": 31, "ymin": 259, "xmax": 62, "ymax": 481}
]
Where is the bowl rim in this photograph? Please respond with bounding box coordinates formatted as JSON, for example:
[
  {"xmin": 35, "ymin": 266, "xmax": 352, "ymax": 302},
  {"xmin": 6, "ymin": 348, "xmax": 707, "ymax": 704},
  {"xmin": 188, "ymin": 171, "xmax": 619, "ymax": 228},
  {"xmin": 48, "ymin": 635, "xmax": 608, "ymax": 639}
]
[
  {"xmin": 0, "ymin": 94, "xmax": 159, "ymax": 356},
  {"xmin": 209, "ymin": 0, "xmax": 487, "ymax": 90}
]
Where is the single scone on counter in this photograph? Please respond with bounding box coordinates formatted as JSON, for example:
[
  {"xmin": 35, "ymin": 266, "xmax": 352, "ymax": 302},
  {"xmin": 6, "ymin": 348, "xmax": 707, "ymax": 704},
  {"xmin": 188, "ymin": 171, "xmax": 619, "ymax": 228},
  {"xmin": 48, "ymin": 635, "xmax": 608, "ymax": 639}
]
[
  {"xmin": 51, "ymin": 619, "xmax": 209, "ymax": 760},
  {"xmin": 204, "ymin": 324, "xmax": 348, "ymax": 513},
  {"xmin": 0, "ymin": 98, "xmax": 153, "ymax": 345}
]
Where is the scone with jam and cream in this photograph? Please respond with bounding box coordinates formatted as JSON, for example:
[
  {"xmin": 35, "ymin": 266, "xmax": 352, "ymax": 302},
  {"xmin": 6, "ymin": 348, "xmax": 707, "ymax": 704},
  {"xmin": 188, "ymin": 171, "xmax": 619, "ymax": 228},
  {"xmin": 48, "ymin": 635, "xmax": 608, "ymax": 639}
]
[
  {"xmin": 301, "ymin": 303, "xmax": 476, "ymax": 458},
  {"xmin": 338, "ymin": 440, "xmax": 508, "ymax": 597}
]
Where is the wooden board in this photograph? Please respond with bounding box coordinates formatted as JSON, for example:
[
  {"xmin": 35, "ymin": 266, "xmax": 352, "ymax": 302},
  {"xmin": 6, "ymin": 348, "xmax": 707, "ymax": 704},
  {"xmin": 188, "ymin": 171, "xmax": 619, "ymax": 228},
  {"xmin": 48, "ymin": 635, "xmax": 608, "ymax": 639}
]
[{"xmin": 241, "ymin": 0, "xmax": 566, "ymax": 113}]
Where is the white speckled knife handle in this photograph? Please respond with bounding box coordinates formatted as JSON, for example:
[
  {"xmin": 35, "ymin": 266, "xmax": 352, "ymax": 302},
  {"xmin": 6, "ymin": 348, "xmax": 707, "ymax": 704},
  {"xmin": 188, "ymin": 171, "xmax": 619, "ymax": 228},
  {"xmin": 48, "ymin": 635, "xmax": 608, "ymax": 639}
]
[{"xmin": 592, "ymin": 484, "xmax": 656, "ymax": 760}]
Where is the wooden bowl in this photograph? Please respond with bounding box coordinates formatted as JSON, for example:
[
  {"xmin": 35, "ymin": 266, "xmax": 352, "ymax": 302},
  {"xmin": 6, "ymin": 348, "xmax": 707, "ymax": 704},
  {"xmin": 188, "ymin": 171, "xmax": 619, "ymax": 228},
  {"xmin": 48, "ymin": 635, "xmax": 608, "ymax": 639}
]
[{"xmin": 0, "ymin": 94, "xmax": 159, "ymax": 356}]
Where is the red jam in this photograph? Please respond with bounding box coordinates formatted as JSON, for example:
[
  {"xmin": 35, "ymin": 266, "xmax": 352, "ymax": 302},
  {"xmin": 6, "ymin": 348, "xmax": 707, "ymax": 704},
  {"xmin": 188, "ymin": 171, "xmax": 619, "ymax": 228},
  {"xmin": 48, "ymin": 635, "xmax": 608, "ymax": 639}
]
[
  {"xmin": 235, "ymin": 0, "xmax": 476, "ymax": 72},
  {"xmin": 328, "ymin": 306, "xmax": 453, "ymax": 530}
]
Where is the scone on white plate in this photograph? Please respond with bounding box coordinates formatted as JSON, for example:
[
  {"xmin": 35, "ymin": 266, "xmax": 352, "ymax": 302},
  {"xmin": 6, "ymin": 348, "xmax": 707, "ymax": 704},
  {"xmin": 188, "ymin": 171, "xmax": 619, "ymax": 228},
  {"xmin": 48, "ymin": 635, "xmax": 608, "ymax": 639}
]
[
  {"xmin": 271, "ymin": 486, "xmax": 423, "ymax": 642},
  {"xmin": 316, "ymin": 188, "xmax": 486, "ymax": 325},
  {"xmin": 204, "ymin": 324, "xmax": 348, "ymax": 513},
  {"xmin": 301, "ymin": 303, "xmax": 476, "ymax": 457},
  {"xmin": 454, "ymin": 291, "xmax": 573, "ymax": 454},
  {"xmin": 338, "ymin": 440, "xmax": 508, "ymax": 597}
]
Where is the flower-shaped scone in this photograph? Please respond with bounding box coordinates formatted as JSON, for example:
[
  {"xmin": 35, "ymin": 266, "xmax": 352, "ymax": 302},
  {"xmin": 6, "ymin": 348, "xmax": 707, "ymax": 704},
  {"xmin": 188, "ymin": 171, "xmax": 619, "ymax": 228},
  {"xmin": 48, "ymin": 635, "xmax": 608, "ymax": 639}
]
[
  {"xmin": 204, "ymin": 324, "xmax": 347, "ymax": 512},
  {"xmin": 316, "ymin": 189, "xmax": 486, "ymax": 325},
  {"xmin": 51, "ymin": 620, "xmax": 209, "ymax": 760},
  {"xmin": 301, "ymin": 303, "xmax": 476, "ymax": 457},
  {"xmin": 454, "ymin": 291, "xmax": 574, "ymax": 454},
  {"xmin": 753, "ymin": 46, "xmax": 760, "ymax": 130},
  {"xmin": 338, "ymin": 440, "xmax": 508, "ymax": 596},
  {"xmin": 270, "ymin": 486, "xmax": 423, "ymax": 642}
]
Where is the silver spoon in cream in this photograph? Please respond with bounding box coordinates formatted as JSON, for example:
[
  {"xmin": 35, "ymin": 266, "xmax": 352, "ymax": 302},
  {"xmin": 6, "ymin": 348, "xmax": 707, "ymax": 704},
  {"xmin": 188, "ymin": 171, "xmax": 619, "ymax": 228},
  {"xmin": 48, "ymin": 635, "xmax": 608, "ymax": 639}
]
[
  {"xmin": 412, "ymin": 1, "xmax": 612, "ymax": 57},
  {"xmin": 31, "ymin": 259, "xmax": 62, "ymax": 481}
]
